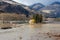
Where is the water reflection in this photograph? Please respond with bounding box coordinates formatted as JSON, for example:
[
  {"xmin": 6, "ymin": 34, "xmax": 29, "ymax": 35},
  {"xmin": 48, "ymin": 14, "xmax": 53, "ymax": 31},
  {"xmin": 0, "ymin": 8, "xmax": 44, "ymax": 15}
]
[
  {"xmin": 29, "ymin": 23, "xmax": 43, "ymax": 28},
  {"xmin": 22, "ymin": 24, "xmax": 60, "ymax": 40}
]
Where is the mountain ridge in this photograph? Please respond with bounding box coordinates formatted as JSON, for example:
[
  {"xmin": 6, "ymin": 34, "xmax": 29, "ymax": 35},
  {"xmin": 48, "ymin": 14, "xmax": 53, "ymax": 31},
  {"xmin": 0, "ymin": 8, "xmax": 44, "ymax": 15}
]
[
  {"xmin": 29, "ymin": 3, "xmax": 45, "ymax": 11},
  {"xmin": 40, "ymin": 1, "xmax": 60, "ymax": 18},
  {"xmin": 0, "ymin": 0, "xmax": 30, "ymax": 17},
  {"xmin": 51, "ymin": 1, "xmax": 60, "ymax": 5}
]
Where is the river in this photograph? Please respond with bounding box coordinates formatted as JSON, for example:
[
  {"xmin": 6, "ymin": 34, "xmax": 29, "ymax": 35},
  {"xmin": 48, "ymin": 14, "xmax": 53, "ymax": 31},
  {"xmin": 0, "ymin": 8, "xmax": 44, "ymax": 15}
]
[{"xmin": 0, "ymin": 23, "xmax": 60, "ymax": 40}]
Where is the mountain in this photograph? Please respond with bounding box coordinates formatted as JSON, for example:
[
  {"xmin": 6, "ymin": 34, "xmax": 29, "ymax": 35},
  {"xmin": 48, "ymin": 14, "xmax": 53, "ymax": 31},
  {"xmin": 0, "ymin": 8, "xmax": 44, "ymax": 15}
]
[
  {"xmin": 40, "ymin": 2, "xmax": 60, "ymax": 18},
  {"xmin": 51, "ymin": 2, "xmax": 60, "ymax": 5},
  {"xmin": 0, "ymin": 0, "xmax": 30, "ymax": 17},
  {"xmin": 29, "ymin": 3, "xmax": 45, "ymax": 11}
]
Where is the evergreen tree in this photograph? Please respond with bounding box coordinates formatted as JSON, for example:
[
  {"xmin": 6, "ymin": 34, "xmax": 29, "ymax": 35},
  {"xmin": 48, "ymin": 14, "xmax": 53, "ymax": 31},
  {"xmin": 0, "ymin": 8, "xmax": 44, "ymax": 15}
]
[{"xmin": 33, "ymin": 14, "xmax": 43, "ymax": 23}]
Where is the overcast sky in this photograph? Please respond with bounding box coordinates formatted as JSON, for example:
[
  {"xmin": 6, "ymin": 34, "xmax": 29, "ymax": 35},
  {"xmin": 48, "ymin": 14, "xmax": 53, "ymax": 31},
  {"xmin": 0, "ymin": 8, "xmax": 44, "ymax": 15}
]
[{"xmin": 13, "ymin": 0, "xmax": 60, "ymax": 6}]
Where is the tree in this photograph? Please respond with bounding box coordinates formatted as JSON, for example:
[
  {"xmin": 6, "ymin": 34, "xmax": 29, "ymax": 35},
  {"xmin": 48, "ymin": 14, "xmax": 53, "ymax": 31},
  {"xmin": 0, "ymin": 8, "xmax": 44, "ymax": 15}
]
[{"xmin": 33, "ymin": 14, "xmax": 43, "ymax": 23}]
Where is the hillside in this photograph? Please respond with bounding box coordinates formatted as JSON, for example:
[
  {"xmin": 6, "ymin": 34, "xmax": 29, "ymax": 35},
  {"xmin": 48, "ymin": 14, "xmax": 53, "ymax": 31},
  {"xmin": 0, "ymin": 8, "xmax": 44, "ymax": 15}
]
[
  {"xmin": 0, "ymin": 0, "xmax": 30, "ymax": 17},
  {"xmin": 40, "ymin": 2, "xmax": 60, "ymax": 18}
]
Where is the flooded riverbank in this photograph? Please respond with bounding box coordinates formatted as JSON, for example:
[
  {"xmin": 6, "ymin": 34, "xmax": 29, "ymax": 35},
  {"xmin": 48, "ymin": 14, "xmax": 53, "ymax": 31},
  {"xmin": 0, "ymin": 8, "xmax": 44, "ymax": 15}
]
[{"xmin": 0, "ymin": 23, "xmax": 60, "ymax": 40}]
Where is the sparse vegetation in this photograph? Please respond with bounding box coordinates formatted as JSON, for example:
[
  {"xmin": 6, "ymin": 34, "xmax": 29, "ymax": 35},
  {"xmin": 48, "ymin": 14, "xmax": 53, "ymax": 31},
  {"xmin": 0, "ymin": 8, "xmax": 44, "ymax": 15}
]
[
  {"xmin": 0, "ymin": 13, "xmax": 27, "ymax": 21},
  {"xmin": 0, "ymin": 12, "xmax": 27, "ymax": 28}
]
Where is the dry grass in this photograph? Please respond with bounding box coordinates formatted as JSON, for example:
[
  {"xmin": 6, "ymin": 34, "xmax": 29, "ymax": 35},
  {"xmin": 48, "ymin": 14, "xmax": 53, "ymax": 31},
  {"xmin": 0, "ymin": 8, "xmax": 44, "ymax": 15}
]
[{"xmin": 0, "ymin": 13, "xmax": 27, "ymax": 21}]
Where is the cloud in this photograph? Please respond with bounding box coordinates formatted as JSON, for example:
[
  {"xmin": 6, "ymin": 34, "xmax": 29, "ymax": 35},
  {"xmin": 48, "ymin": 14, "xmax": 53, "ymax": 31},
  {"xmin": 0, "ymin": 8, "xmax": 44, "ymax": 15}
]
[{"xmin": 13, "ymin": 0, "xmax": 57, "ymax": 5}]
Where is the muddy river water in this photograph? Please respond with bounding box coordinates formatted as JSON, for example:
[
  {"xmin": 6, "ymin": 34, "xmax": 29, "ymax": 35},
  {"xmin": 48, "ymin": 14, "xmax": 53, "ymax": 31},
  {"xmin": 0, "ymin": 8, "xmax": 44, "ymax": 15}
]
[{"xmin": 0, "ymin": 23, "xmax": 60, "ymax": 40}]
